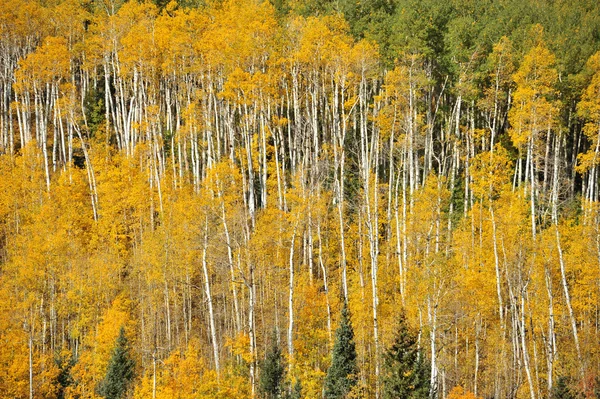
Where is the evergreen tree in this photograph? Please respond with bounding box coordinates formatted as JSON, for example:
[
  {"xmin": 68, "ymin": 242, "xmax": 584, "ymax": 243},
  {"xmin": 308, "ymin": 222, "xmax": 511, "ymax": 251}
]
[
  {"xmin": 55, "ymin": 352, "xmax": 75, "ymax": 399},
  {"xmin": 98, "ymin": 327, "xmax": 136, "ymax": 399},
  {"xmin": 381, "ymin": 312, "xmax": 430, "ymax": 399},
  {"xmin": 259, "ymin": 333, "xmax": 286, "ymax": 399},
  {"xmin": 551, "ymin": 376, "xmax": 581, "ymax": 399},
  {"xmin": 324, "ymin": 303, "xmax": 358, "ymax": 399},
  {"xmin": 289, "ymin": 379, "xmax": 302, "ymax": 399}
]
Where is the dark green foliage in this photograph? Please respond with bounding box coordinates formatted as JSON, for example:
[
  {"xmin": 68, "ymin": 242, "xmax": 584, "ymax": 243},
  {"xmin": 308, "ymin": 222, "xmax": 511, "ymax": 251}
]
[
  {"xmin": 98, "ymin": 327, "xmax": 135, "ymax": 399},
  {"xmin": 265, "ymin": 0, "xmax": 600, "ymax": 82},
  {"xmin": 152, "ymin": 0, "xmax": 170, "ymax": 9},
  {"xmin": 83, "ymin": 83, "xmax": 105, "ymax": 136},
  {"xmin": 269, "ymin": 0, "xmax": 291, "ymax": 19},
  {"xmin": 390, "ymin": 0, "xmax": 451, "ymax": 59},
  {"xmin": 259, "ymin": 333, "xmax": 286, "ymax": 399},
  {"xmin": 551, "ymin": 0, "xmax": 600, "ymax": 75},
  {"xmin": 324, "ymin": 303, "xmax": 358, "ymax": 399},
  {"xmin": 338, "ymin": 0, "xmax": 396, "ymax": 63},
  {"xmin": 381, "ymin": 312, "xmax": 430, "ymax": 399},
  {"xmin": 551, "ymin": 376, "xmax": 582, "ymax": 399},
  {"xmin": 447, "ymin": 175, "xmax": 465, "ymax": 226},
  {"xmin": 289, "ymin": 0, "xmax": 336, "ymax": 17},
  {"xmin": 55, "ymin": 352, "xmax": 75, "ymax": 399},
  {"xmin": 258, "ymin": 334, "xmax": 303, "ymax": 399}
]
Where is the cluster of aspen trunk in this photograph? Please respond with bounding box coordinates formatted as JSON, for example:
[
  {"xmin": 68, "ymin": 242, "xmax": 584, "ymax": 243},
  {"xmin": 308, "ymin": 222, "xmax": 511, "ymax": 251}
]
[{"xmin": 1, "ymin": 1, "xmax": 600, "ymax": 398}]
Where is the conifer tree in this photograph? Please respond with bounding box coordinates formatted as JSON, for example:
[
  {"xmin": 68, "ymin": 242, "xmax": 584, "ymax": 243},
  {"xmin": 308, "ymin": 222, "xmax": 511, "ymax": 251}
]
[
  {"xmin": 98, "ymin": 327, "xmax": 135, "ymax": 399},
  {"xmin": 551, "ymin": 376, "xmax": 581, "ymax": 399},
  {"xmin": 55, "ymin": 352, "xmax": 74, "ymax": 399},
  {"xmin": 289, "ymin": 379, "xmax": 302, "ymax": 399},
  {"xmin": 381, "ymin": 312, "xmax": 430, "ymax": 399},
  {"xmin": 259, "ymin": 333, "xmax": 286, "ymax": 399},
  {"xmin": 324, "ymin": 303, "xmax": 358, "ymax": 399}
]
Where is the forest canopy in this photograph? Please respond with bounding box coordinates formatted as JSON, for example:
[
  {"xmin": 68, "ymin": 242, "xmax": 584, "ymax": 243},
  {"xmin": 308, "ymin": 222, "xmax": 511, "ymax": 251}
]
[{"xmin": 1, "ymin": 0, "xmax": 600, "ymax": 398}]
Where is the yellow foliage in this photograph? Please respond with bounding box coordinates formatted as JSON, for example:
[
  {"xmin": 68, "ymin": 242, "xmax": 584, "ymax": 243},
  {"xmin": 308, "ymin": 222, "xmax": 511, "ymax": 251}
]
[
  {"xmin": 70, "ymin": 295, "xmax": 135, "ymax": 397},
  {"xmin": 226, "ymin": 332, "xmax": 253, "ymax": 365},
  {"xmin": 576, "ymin": 52, "xmax": 600, "ymax": 173},
  {"xmin": 14, "ymin": 36, "xmax": 70, "ymax": 93},
  {"xmin": 470, "ymin": 145, "xmax": 513, "ymax": 201},
  {"xmin": 508, "ymin": 27, "xmax": 558, "ymax": 152},
  {"xmin": 446, "ymin": 386, "xmax": 481, "ymax": 399},
  {"xmin": 294, "ymin": 275, "xmax": 329, "ymax": 399}
]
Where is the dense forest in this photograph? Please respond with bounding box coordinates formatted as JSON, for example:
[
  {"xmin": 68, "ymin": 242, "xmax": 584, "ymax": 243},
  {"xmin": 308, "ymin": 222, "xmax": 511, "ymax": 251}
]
[{"xmin": 1, "ymin": 0, "xmax": 600, "ymax": 398}]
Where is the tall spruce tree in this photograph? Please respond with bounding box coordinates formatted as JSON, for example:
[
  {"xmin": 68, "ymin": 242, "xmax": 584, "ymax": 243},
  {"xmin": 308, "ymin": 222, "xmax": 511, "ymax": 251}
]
[
  {"xmin": 259, "ymin": 333, "xmax": 286, "ymax": 399},
  {"xmin": 98, "ymin": 327, "xmax": 135, "ymax": 399},
  {"xmin": 381, "ymin": 313, "xmax": 430, "ymax": 399},
  {"xmin": 324, "ymin": 303, "xmax": 358, "ymax": 399}
]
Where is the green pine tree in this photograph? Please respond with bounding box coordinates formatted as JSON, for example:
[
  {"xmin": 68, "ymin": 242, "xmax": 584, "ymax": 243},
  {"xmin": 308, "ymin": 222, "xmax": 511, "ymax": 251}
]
[
  {"xmin": 381, "ymin": 312, "xmax": 430, "ymax": 399},
  {"xmin": 259, "ymin": 332, "xmax": 286, "ymax": 399},
  {"xmin": 551, "ymin": 376, "xmax": 582, "ymax": 399},
  {"xmin": 55, "ymin": 352, "xmax": 75, "ymax": 399},
  {"xmin": 98, "ymin": 327, "xmax": 136, "ymax": 399},
  {"xmin": 324, "ymin": 302, "xmax": 358, "ymax": 399}
]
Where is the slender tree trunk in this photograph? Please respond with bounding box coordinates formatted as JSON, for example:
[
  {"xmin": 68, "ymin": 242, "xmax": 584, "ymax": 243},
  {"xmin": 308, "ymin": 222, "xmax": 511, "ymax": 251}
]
[
  {"xmin": 317, "ymin": 222, "xmax": 333, "ymax": 343},
  {"xmin": 29, "ymin": 326, "xmax": 33, "ymax": 399},
  {"xmin": 544, "ymin": 267, "xmax": 556, "ymax": 394},
  {"xmin": 555, "ymin": 227, "xmax": 582, "ymax": 368},
  {"xmin": 490, "ymin": 207, "xmax": 504, "ymax": 326},
  {"xmin": 520, "ymin": 294, "xmax": 536, "ymax": 399},
  {"xmin": 202, "ymin": 216, "xmax": 220, "ymax": 378},
  {"xmin": 288, "ymin": 219, "xmax": 299, "ymax": 371}
]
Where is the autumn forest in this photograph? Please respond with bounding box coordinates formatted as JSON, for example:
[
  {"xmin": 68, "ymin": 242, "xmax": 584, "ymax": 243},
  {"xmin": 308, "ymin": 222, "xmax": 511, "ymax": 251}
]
[{"xmin": 1, "ymin": 0, "xmax": 600, "ymax": 398}]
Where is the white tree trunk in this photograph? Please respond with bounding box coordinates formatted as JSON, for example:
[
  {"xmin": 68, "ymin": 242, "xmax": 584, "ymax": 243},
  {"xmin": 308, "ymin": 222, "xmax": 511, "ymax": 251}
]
[{"xmin": 202, "ymin": 217, "xmax": 220, "ymax": 377}]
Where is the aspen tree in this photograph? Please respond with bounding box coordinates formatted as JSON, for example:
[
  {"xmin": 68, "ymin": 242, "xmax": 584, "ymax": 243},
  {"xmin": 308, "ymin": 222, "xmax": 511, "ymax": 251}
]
[
  {"xmin": 577, "ymin": 52, "xmax": 600, "ymax": 206},
  {"xmin": 508, "ymin": 26, "xmax": 558, "ymax": 240}
]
